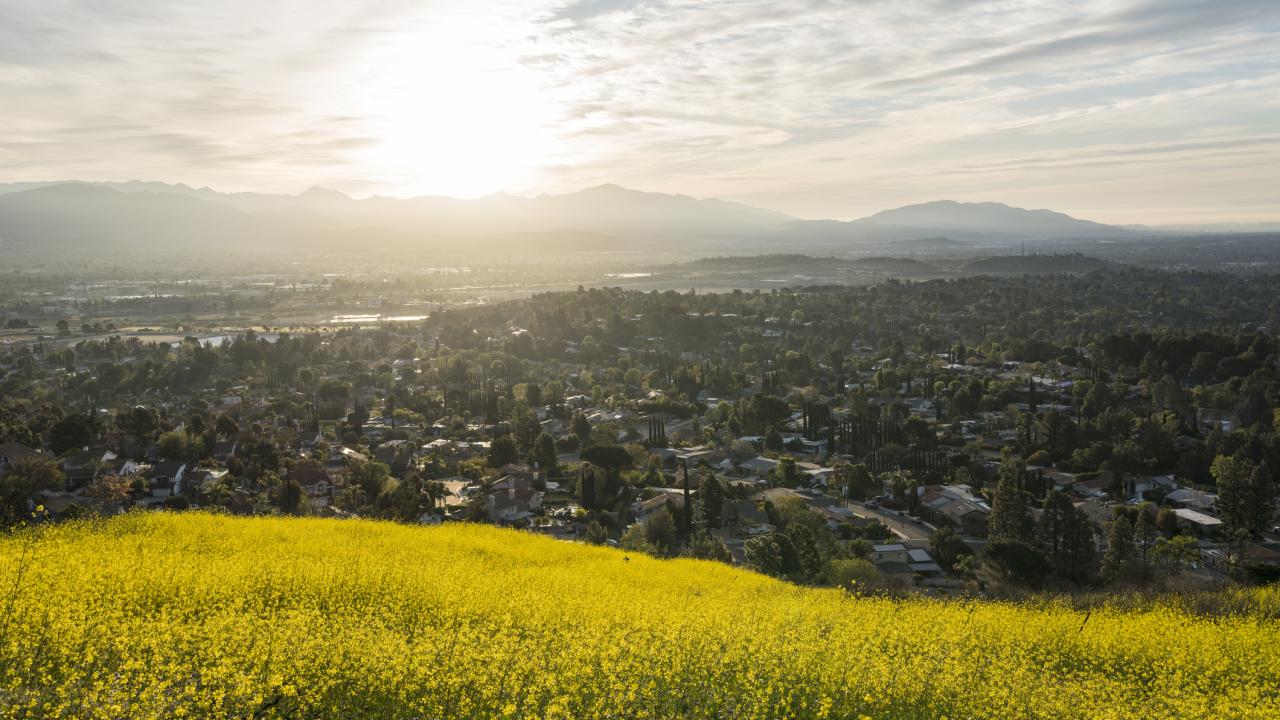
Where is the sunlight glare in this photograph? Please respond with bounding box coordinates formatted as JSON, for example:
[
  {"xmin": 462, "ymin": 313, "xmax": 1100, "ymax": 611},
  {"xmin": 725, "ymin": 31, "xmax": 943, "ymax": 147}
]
[{"xmin": 359, "ymin": 29, "xmax": 558, "ymax": 198}]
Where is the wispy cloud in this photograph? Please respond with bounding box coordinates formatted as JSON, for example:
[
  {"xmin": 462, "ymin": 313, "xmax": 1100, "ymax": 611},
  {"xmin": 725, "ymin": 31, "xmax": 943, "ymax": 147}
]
[{"xmin": 0, "ymin": 0, "xmax": 1276, "ymax": 222}]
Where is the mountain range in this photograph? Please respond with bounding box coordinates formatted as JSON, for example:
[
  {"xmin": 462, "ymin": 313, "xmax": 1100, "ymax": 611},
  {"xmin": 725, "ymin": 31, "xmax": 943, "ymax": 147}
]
[{"xmin": 0, "ymin": 180, "xmax": 1149, "ymax": 257}]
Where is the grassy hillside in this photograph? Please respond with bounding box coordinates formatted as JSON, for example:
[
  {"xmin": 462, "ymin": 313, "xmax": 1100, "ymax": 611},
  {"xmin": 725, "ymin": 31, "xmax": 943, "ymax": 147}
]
[{"xmin": 1, "ymin": 514, "xmax": 1277, "ymax": 719}]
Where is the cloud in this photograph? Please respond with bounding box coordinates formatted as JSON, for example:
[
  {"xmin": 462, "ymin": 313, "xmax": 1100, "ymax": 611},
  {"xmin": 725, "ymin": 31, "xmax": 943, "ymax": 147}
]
[{"xmin": 0, "ymin": 0, "xmax": 1276, "ymax": 222}]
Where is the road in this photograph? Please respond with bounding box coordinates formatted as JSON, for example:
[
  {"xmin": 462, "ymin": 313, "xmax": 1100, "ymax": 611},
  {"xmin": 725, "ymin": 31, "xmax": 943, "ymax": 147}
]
[{"xmin": 844, "ymin": 500, "xmax": 935, "ymax": 541}]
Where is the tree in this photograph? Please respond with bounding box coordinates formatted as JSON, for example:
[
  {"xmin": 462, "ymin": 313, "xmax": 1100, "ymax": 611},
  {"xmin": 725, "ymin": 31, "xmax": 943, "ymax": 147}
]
[
  {"xmin": 643, "ymin": 506, "xmax": 678, "ymax": 554},
  {"xmin": 156, "ymin": 430, "xmax": 198, "ymax": 463},
  {"xmin": 243, "ymin": 439, "xmax": 280, "ymax": 478},
  {"xmin": 989, "ymin": 453, "xmax": 1032, "ymax": 542},
  {"xmin": 684, "ymin": 530, "xmax": 732, "ymax": 563},
  {"xmin": 161, "ymin": 495, "xmax": 189, "ymax": 511},
  {"xmin": 982, "ymin": 538, "xmax": 1050, "ymax": 588},
  {"xmin": 1037, "ymin": 491, "xmax": 1096, "ymax": 583},
  {"xmin": 580, "ymin": 444, "xmax": 633, "ymax": 476},
  {"xmin": 86, "ymin": 474, "xmax": 132, "ymax": 507},
  {"xmin": 786, "ymin": 525, "xmax": 823, "ymax": 583},
  {"xmin": 49, "ymin": 413, "xmax": 97, "ymax": 455},
  {"xmin": 835, "ymin": 462, "xmax": 874, "ymax": 500},
  {"xmin": 278, "ymin": 477, "xmax": 304, "ymax": 515},
  {"xmin": 620, "ymin": 522, "xmax": 657, "ymax": 555},
  {"xmin": 822, "ymin": 557, "xmax": 880, "ymax": 593},
  {"xmin": 571, "ymin": 413, "xmax": 592, "ymax": 445},
  {"xmin": 700, "ymin": 473, "xmax": 725, "ymax": 529},
  {"xmin": 744, "ymin": 535, "xmax": 785, "ymax": 577},
  {"xmin": 1102, "ymin": 515, "xmax": 1136, "ymax": 584},
  {"xmin": 349, "ymin": 461, "xmax": 392, "ymax": 501},
  {"xmin": 465, "ymin": 499, "xmax": 490, "ymax": 523},
  {"xmin": 214, "ymin": 414, "xmax": 239, "ymax": 441},
  {"xmin": 529, "ymin": 433, "xmax": 558, "ymax": 474},
  {"xmin": 1150, "ymin": 535, "xmax": 1199, "ymax": 579},
  {"xmin": 488, "ymin": 435, "xmax": 519, "ymax": 467},
  {"xmin": 118, "ymin": 405, "xmax": 161, "ymax": 447},
  {"xmin": 584, "ymin": 521, "xmax": 609, "ymax": 545},
  {"xmin": 930, "ymin": 526, "xmax": 972, "ymax": 572},
  {"xmin": 764, "ymin": 426, "xmax": 784, "ymax": 451},
  {"xmin": 578, "ymin": 468, "xmax": 598, "ymax": 511},
  {"xmin": 0, "ymin": 456, "xmax": 64, "ymax": 525},
  {"xmin": 1213, "ymin": 454, "xmax": 1275, "ymax": 539},
  {"xmin": 774, "ymin": 456, "xmax": 799, "ymax": 488}
]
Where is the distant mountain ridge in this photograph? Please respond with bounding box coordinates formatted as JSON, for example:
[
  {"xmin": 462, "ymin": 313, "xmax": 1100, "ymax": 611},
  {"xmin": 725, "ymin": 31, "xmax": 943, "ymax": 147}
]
[{"xmin": 0, "ymin": 180, "xmax": 1142, "ymax": 256}]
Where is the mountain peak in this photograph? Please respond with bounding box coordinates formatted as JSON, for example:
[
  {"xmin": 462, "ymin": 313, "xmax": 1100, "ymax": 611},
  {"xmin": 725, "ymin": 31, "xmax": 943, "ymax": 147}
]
[
  {"xmin": 297, "ymin": 186, "xmax": 349, "ymax": 200},
  {"xmin": 860, "ymin": 199, "xmax": 1123, "ymax": 238}
]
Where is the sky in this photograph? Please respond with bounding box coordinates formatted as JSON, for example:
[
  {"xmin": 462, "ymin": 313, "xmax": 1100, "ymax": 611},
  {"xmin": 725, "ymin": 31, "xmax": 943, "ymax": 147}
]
[{"xmin": 2, "ymin": 0, "xmax": 1278, "ymax": 224}]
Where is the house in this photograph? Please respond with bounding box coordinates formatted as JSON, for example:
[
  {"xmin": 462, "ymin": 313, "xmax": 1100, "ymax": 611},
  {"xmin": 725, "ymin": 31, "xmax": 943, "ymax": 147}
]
[
  {"xmin": 1166, "ymin": 488, "xmax": 1217, "ymax": 513},
  {"xmin": 289, "ymin": 467, "xmax": 333, "ymax": 507},
  {"xmin": 907, "ymin": 548, "xmax": 944, "ymax": 575},
  {"xmin": 146, "ymin": 462, "xmax": 187, "ymax": 498},
  {"xmin": 327, "ymin": 446, "xmax": 368, "ymax": 472},
  {"xmin": 57, "ymin": 447, "xmax": 120, "ymax": 488},
  {"xmin": 1172, "ymin": 508, "xmax": 1223, "ymax": 536},
  {"xmin": 870, "ymin": 543, "xmax": 912, "ymax": 574},
  {"xmin": 0, "ymin": 441, "xmax": 39, "ymax": 476},
  {"xmin": 798, "ymin": 438, "xmax": 829, "ymax": 457},
  {"xmin": 871, "ymin": 543, "xmax": 910, "ymax": 563},
  {"xmin": 485, "ymin": 475, "xmax": 543, "ymax": 526},
  {"xmin": 939, "ymin": 498, "xmax": 990, "ymax": 537},
  {"xmin": 802, "ymin": 465, "xmax": 834, "ymax": 487},
  {"xmin": 920, "ymin": 484, "xmax": 991, "ymax": 537},
  {"xmin": 374, "ymin": 439, "xmax": 414, "ymax": 471},
  {"xmin": 739, "ymin": 456, "xmax": 779, "ymax": 475},
  {"xmin": 100, "ymin": 456, "xmax": 141, "ymax": 478},
  {"xmin": 676, "ymin": 446, "xmax": 725, "ymax": 466},
  {"xmin": 632, "ymin": 491, "xmax": 684, "ymax": 523}
]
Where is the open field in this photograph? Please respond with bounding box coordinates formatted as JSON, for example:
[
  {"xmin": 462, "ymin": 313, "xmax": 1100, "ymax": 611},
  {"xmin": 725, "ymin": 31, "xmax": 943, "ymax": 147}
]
[{"xmin": 1, "ymin": 513, "xmax": 1277, "ymax": 719}]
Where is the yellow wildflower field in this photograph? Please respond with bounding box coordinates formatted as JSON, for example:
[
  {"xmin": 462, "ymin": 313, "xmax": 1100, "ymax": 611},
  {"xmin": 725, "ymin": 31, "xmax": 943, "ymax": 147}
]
[{"xmin": 0, "ymin": 513, "xmax": 1277, "ymax": 719}]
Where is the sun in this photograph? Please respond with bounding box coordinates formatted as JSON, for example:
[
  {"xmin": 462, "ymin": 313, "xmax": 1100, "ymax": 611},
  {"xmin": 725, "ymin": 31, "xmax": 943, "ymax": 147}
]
[{"xmin": 357, "ymin": 28, "xmax": 559, "ymax": 198}]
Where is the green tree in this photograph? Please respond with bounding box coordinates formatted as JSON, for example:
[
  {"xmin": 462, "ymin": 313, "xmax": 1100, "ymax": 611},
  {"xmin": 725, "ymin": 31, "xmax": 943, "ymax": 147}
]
[
  {"xmin": 1150, "ymin": 535, "xmax": 1200, "ymax": 579},
  {"xmin": 118, "ymin": 405, "xmax": 161, "ymax": 447},
  {"xmin": 49, "ymin": 413, "xmax": 97, "ymax": 455},
  {"xmin": 214, "ymin": 414, "xmax": 239, "ymax": 441},
  {"xmin": 156, "ymin": 430, "xmax": 198, "ymax": 463},
  {"xmin": 982, "ymin": 538, "xmax": 1050, "ymax": 588},
  {"xmin": 775, "ymin": 456, "xmax": 799, "ymax": 488},
  {"xmin": 744, "ymin": 535, "xmax": 784, "ymax": 577},
  {"xmin": 584, "ymin": 521, "xmax": 608, "ymax": 545},
  {"xmin": 1102, "ymin": 515, "xmax": 1136, "ymax": 584},
  {"xmin": 277, "ymin": 477, "xmax": 304, "ymax": 515},
  {"xmin": 822, "ymin": 557, "xmax": 881, "ymax": 593},
  {"xmin": 700, "ymin": 473, "xmax": 725, "ymax": 529},
  {"xmin": 620, "ymin": 522, "xmax": 657, "ymax": 555},
  {"xmin": 930, "ymin": 526, "xmax": 972, "ymax": 572},
  {"xmin": 349, "ymin": 461, "xmax": 392, "ymax": 501},
  {"xmin": 989, "ymin": 453, "xmax": 1032, "ymax": 542},
  {"xmin": 0, "ymin": 456, "xmax": 65, "ymax": 525},
  {"xmin": 643, "ymin": 506, "xmax": 678, "ymax": 555},
  {"xmin": 487, "ymin": 435, "xmax": 519, "ymax": 467},
  {"xmin": 529, "ymin": 433, "xmax": 558, "ymax": 474},
  {"xmin": 684, "ymin": 530, "xmax": 732, "ymax": 563},
  {"xmin": 571, "ymin": 413, "xmax": 592, "ymax": 445},
  {"xmin": 1212, "ymin": 454, "xmax": 1275, "ymax": 539}
]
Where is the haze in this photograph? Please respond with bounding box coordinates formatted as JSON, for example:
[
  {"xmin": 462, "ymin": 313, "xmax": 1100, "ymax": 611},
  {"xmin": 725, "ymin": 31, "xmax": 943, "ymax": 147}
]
[{"xmin": 2, "ymin": 0, "xmax": 1279, "ymax": 224}]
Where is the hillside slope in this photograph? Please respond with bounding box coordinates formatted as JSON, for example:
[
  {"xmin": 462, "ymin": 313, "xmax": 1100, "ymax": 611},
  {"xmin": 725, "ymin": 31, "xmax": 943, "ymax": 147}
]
[{"xmin": 1, "ymin": 514, "xmax": 1276, "ymax": 719}]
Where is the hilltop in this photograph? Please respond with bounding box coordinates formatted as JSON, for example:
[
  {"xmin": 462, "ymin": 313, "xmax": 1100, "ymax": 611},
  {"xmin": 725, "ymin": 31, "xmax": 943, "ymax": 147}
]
[
  {"xmin": 2, "ymin": 513, "xmax": 1276, "ymax": 719},
  {"xmin": 0, "ymin": 180, "xmax": 1143, "ymax": 258}
]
